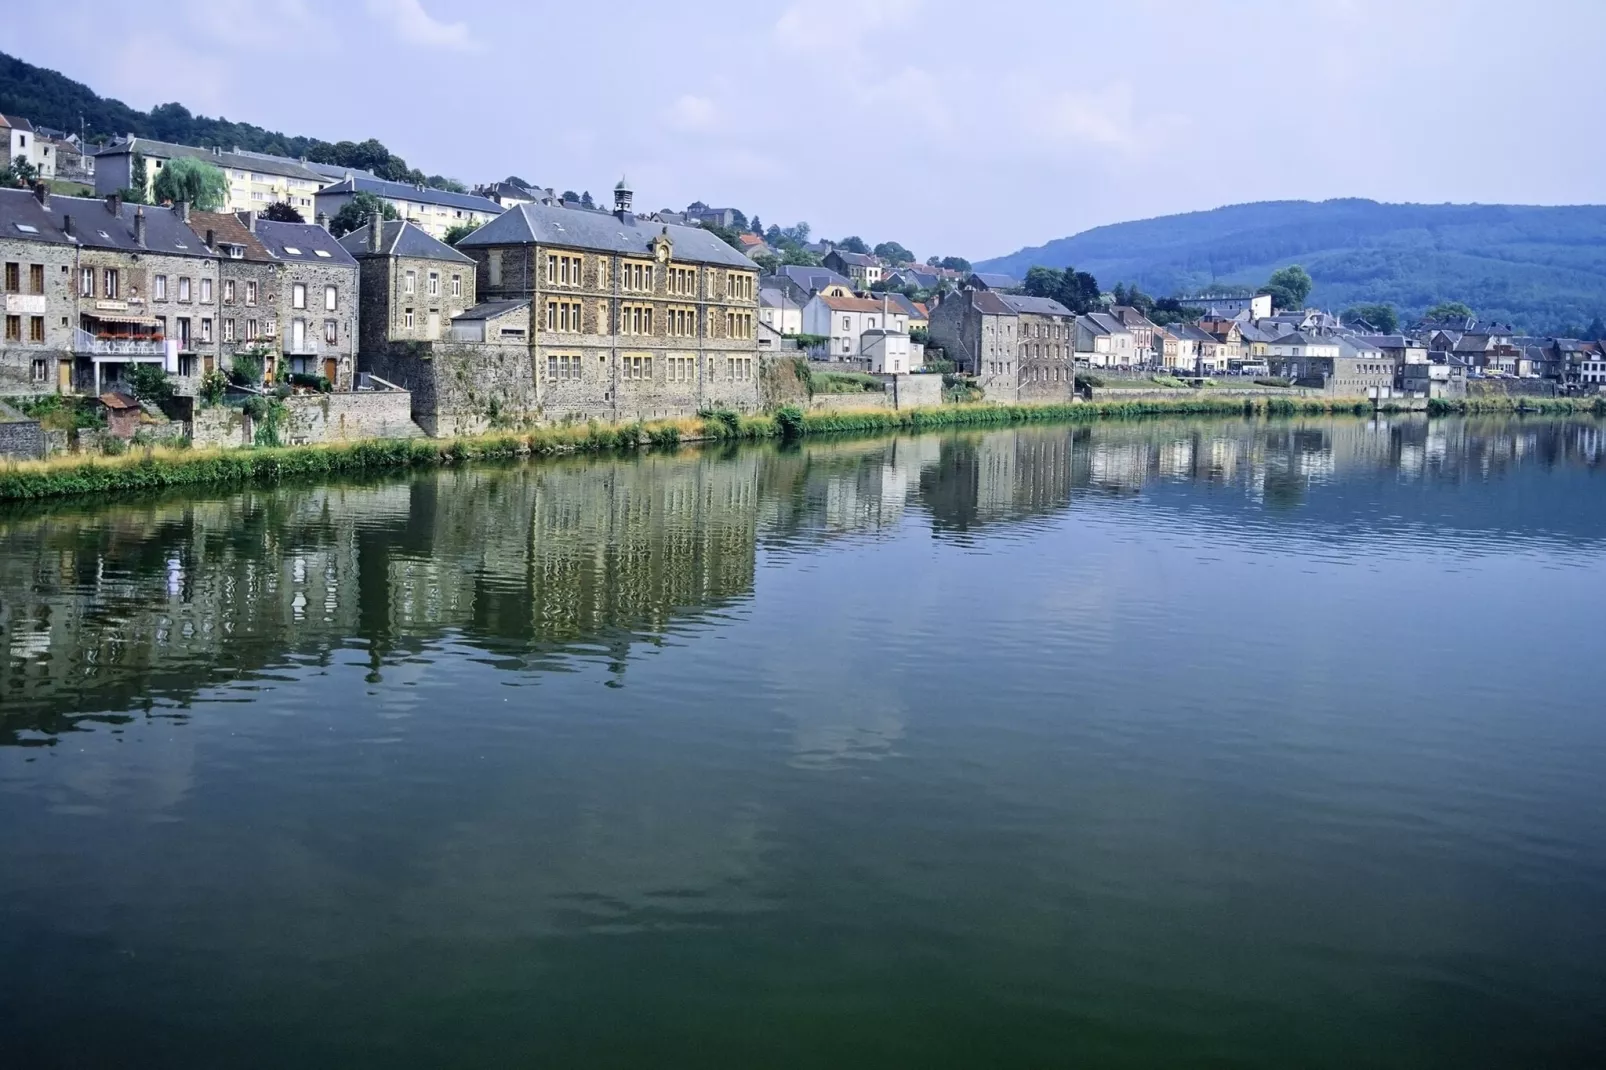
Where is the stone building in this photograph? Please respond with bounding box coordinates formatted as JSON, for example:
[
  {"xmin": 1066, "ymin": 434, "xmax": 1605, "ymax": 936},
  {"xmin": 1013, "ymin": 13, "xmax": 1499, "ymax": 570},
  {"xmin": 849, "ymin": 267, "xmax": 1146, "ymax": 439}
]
[
  {"xmin": 999, "ymin": 294, "xmax": 1076, "ymax": 400},
  {"xmin": 254, "ymin": 219, "xmax": 359, "ymax": 387},
  {"xmin": 0, "ymin": 188, "xmax": 224, "ymax": 395},
  {"xmin": 440, "ymin": 181, "xmax": 764, "ymax": 427},
  {"xmin": 928, "ymin": 289, "xmax": 1019, "ymax": 400},
  {"xmin": 340, "ymin": 218, "xmax": 478, "ymax": 354}
]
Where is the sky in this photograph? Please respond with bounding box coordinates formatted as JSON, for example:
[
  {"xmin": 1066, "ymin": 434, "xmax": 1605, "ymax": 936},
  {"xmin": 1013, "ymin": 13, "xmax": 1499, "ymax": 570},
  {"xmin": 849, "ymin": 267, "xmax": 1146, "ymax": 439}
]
[{"xmin": 4, "ymin": 0, "xmax": 1605, "ymax": 262}]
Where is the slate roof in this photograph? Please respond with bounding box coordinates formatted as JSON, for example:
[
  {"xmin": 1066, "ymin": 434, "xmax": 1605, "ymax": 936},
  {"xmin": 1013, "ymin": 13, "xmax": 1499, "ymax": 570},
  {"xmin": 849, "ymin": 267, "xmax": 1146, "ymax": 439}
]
[
  {"xmin": 451, "ymin": 299, "xmax": 530, "ymax": 321},
  {"xmin": 880, "ymin": 292, "xmax": 925, "ymax": 320},
  {"xmin": 0, "ymin": 191, "xmax": 213, "ymax": 256},
  {"xmin": 189, "ymin": 210, "xmax": 272, "ymax": 261},
  {"xmin": 1271, "ymin": 330, "xmax": 1337, "ymax": 346},
  {"xmin": 0, "ymin": 114, "xmax": 36, "ymax": 132},
  {"xmin": 1164, "ymin": 322, "xmax": 1214, "ymax": 343},
  {"xmin": 829, "ymin": 250, "xmax": 879, "ymax": 267},
  {"xmin": 999, "ymin": 294, "xmax": 1073, "ymax": 317},
  {"xmin": 771, "ymin": 264, "xmax": 852, "ymax": 293},
  {"xmin": 970, "ymin": 291, "xmax": 1016, "ymax": 316},
  {"xmin": 1079, "ymin": 312, "xmax": 1132, "ymax": 335},
  {"xmin": 339, "ymin": 220, "xmax": 475, "ymax": 264},
  {"xmin": 1339, "ymin": 337, "xmax": 1384, "ymax": 358},
  {"xmin": 95, "ymin": 137, "xmax": 326, "ymax": 183},
  {"xmin": 968, "ymin": 272, "xmax": 1021, "ymax": 291},
  {"xmin": 759, "ymin": 287, "xmax": 794, "ymax": 309},
  {"xmin": 0, "ymin": 187, "xmax": 76, "ymax": 244},
  {"xmin": 458, "ymin": 201, "xmax": 755, "ymax": 268},
  {"xmin": 317, "ymin": 174, "xmax": 504, "ymax": 215},
  {"xmin": 255, "ymin": 219, "xmax": 358, "ymax": 265}
]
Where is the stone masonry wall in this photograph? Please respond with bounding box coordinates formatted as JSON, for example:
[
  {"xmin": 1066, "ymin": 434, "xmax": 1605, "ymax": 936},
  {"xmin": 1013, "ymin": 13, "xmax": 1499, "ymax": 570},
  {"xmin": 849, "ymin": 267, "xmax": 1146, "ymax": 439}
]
[
  {"xmin": 1, "ymin": 234, "xmax": 77, "ymax": 395},
  {"xmin": 0, "ymin": 402, "xmax": 43, "ymax": 459}
]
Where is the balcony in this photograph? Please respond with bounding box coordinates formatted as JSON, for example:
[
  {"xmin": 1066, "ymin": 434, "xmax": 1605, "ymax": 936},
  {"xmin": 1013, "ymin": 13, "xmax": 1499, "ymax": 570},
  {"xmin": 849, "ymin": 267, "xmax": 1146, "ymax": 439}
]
[
  {"xmin": 283, "ymin": 339, "xmax": 321, "ymax": 357},
  {"xmin": 74, "ymin": 328, "xmax": 165, "ymax": 357}
]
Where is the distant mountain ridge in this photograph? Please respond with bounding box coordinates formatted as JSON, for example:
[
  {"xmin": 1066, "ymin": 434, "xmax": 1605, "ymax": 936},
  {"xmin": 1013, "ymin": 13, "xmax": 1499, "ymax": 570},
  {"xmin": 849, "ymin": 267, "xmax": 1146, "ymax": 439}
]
[{"xmin": 975, "ymin": 198, "xmax": 1606, "ymax": 331}]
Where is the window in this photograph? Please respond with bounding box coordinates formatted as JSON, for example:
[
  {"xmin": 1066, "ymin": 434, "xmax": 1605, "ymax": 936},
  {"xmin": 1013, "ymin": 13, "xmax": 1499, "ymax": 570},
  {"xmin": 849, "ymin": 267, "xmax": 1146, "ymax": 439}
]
[
  {"xmin": 545, "ymin": 299, "xmax": 584, "ymax": 332},
  {"xmin": 224, "ymin": 279, "xmax": 236, "ymax": 303},
  {"xmin": 224, "ymin": 318, "xmax": 235, "ymax": 343},
  {"xmin": 179, "ymin": 277, "xmax": 192, "ymax": 302},
  {"xmin": 80, "ymin": 267, "xmax": 94, "ymax": 296},
  {"xmin": 104, "ymin": 269, "xmax": 120, "ymax": 299},
  {"xmin": 623, "ymin": 260, "xmax": 654, "ymax": 292},
  {"xmin": 726, "ymin": 272, "xmax": 754, "ymax": 300},
  {"xmin": 596, "ymin": 259, "xmax": 609, "ymax": 290},
  {"xmin": 667, "ymin": 306, "xmax": 697, "ymax": 337},
  {"xmin": 727, "ymin": 356, "xmax": 753, "ymax": 381},
  {"xmin": 153, "ymin": 274, "xmax": 168, "ymax": 300},
  {"xmin": 246, "ymin": 318, "xmax": 259, "ymax": 341},
  {"xmin": 29, "ymin": 263, "xmax": 43, "ymax": 294},
  {"xmin": 726, "ymin": 311, "xmax": 753, "ymax": 339},
  {"xmin": 176, "ymin": 317, "xmax": 191, "ymax": 348},
  {"xmin": 619, "ymin": 304, "xmax": 653, "ymax": 335},
  {"xmin": 2, "ymin": 263, "xmax": 16, "ymax": 293},
  {"xmin": 404, "ymin": 307, "xmax": 415, "ymax": 330},
  {"xmin": 668, "ymin": 266, "xmax": 696, "ymax": 296},
  {"xmin": 292, "ymin": 283, "xmax": 306, "ymax": 309},
  {"xmin": 31, "ymin": 358, "xmax": 47, "ymax": 382},
  {"xmin": 623, "ymin": 354, "xmax": 653, "ymax": 380},
  {"xmin": 201, "ymin": 278, "xmax": 212, "ymax": 303},
  {"xmin": 3, "ymin": 315, "xmax": 18, "ymax": 341},
  {"xmin": 29, "ymin": 315, "xmax": 44, "ymax": 342},
  {"xmin": 427, "ymin": 272, "xmax": 439, "ymax": 297},
  {"xmin": 546, "ymin": 254, "xmax": 582, "ymax": 286},
  {"xmin": 488, "ymin": 251, "xmax": 503, "ymax": 287},
  {"xmin": 246, "ymin": 280, "xmax": 258, "ymax": 305},
  {"xmin": 325, "ymin": 319, "xmax": 338, "ymax": 344},
  {"xmin": 667, "ymin": 355, "xmax": 696, "ymax": 382},
  {"xmin": 198, "ymin": 317, "xmax": 211, "ymax": 343},
  {"xmin": 404, "ymin": 271, "xmax": 416, "ymax": 295},
  {"xmin": 264, "ymin": 317, "xmax": 276, "ymax": 337},
  {"xmin": 324, "ymin": 285, "xmax": 338, "ymax": 311},
  {"xmin": 546, "ymin": 354, "xmax": 582, "ymax": 380}
]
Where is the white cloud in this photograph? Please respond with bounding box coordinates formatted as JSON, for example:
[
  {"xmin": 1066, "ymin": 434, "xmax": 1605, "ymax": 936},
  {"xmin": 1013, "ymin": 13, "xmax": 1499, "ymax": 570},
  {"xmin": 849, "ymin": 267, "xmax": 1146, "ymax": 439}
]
[
  {"xmin": 665, "ymin": 94, "xmax": 718, "ymax": 133},
  {"xmin": 365, "ymin": 0, "xmax": 479, "ymax": 51},
  {"xmin": 774, "ymin": 0, "xmax": 921, "ymax": 53}
]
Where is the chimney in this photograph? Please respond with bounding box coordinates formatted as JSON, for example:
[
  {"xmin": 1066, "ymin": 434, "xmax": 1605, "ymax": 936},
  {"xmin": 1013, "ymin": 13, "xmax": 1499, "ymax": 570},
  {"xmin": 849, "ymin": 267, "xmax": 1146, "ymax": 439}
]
[
  {"xmin": 134, "ymin": 206, "xmax": 147, "ymax": 248},
  {"xmin": 32, "ymin": 181, "xmax": 49, "ymax": 209},
  {"xmin": 63, "ymin": 214, "xmax": 74, "ymax": 238},
  {"xmin": 106, "ymin": 191, "xmax": 122, "ymax": 215},
  {"xmin": 205, "ymin": 228, "xmax": 216, "ymax": 249},
  {"xmin": 243, "ymin": 210, "xmax": 257, "ymax": 234},
  {"xmin": 176, "ymin": 200, "xmax": 190, "ymax": 223},
  {"xmin": 315, "ymin": 211, "xmax": 329, "ymax": 232},
  {"xmin": 367, "ymin": 211, "xmax": 383, "ymax": 254}
]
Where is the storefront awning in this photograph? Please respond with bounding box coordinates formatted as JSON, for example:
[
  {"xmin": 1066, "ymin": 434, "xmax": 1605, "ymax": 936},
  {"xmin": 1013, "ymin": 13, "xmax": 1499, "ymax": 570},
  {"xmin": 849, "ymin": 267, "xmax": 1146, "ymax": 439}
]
[{"xmin": 85, "ymin": 312, "xmax": 159, "ymax": 326}]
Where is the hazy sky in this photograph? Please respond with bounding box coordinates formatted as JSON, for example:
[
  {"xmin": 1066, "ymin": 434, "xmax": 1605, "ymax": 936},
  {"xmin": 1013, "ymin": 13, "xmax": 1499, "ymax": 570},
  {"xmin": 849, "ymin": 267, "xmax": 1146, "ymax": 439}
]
[{"xmin": 4, "ymin": 0, "xmax": 1604, "ymax": 261}]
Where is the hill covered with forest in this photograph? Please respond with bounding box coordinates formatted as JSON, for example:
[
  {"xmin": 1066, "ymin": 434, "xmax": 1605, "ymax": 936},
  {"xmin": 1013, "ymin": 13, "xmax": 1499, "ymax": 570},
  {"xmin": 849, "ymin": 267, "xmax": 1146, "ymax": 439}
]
[
  {"xmin": 975, "ymin": 199, "xmax": 1606, "ymax": 332},
  {"xmin": 0, "ymin": 50, "xmax": 460, "ymax": 189}
]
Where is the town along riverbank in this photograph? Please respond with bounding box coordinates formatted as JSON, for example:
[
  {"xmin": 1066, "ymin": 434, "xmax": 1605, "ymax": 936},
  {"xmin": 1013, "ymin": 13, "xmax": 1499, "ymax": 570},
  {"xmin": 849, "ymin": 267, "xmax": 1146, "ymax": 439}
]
[{"xmin": 1, "ymin": 394, "xmax": 1602, "ymax": 504}]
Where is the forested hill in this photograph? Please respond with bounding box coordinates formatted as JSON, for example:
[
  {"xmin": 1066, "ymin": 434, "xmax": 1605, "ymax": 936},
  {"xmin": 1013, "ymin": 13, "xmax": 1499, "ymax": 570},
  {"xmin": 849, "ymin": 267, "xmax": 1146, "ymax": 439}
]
[
  {"xmin": 0, "ymin": 50, "xmax": 454, "ymax": 188},
  {"xmin": 975, "ymin": 199, "xmax": 1606, "ymax": 331}
]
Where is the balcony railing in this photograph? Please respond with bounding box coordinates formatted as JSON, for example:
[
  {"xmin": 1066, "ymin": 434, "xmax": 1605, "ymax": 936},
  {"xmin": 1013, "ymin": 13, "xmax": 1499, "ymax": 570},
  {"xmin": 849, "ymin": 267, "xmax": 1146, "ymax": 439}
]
[
  {"xmin": 74, "ymin": 328, "xmax": 165, "ymax": 357},
  {"xmin": 283, "ymin": 340, "xmax": 321, "ymax": 356}
]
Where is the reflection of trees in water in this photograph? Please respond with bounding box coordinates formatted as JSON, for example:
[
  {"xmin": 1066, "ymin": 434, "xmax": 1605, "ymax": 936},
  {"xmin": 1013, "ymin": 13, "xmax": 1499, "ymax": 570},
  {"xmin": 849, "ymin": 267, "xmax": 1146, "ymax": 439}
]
[{"xmin": 3, "ymin": 417, "xmax": 1603, "ymax": 741}]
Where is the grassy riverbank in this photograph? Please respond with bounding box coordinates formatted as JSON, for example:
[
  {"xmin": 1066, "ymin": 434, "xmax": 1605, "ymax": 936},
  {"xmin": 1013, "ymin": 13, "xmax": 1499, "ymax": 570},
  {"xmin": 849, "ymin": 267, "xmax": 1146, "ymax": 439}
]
[{"xmin": 3, "ymin": 395, "xmax": 1602, "ymax": 503}]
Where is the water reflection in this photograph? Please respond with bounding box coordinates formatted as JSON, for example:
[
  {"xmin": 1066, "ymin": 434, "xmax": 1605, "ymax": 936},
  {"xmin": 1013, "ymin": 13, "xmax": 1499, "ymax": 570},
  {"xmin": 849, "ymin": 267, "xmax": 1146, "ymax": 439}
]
[{"xmin": 3, "ymin": 417, "xmax": 1605, "ymax": 741}]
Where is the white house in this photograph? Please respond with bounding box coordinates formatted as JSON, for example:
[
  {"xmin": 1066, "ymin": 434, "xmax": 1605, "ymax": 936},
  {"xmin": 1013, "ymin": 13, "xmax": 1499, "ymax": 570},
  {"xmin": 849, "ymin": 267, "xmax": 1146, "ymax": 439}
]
[
  {"xmin": 759, "ymin": 287, "xmax": 803, "ymax": 336},
  {"xmin": 862, "ymin": 330, "xmax": 914, "ymax": 374},
  {"xmin": 1268, "ymin": 331, "xmax": 1341, "ymax": 360},
  {"xmin": 1075, "ymin": 312, "xmax": 1136, "ymax": 368},
  {"xmin": 803, "ymin": 293, "xmax": 909, "ymax": 359},
  {"xmin": 0, "ymin": 114, "xmax": 53, "ymax": 178}
]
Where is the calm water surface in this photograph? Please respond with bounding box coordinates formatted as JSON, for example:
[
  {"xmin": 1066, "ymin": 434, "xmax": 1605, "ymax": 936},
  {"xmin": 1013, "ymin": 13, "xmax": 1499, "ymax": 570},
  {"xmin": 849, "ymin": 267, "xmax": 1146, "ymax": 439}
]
[{"xmin": 3, "ymin": 417, "xmax": 1606, "ymax": 1068}]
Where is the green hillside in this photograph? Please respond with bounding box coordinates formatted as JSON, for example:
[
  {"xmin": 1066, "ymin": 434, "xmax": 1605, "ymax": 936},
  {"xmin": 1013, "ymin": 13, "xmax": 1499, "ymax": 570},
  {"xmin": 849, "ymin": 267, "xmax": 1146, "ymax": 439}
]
[
  {"xmin": 975, "ymin": 199, "xmax": 1606, "ymax": 331},
  {"xmin": 0, "ymin": 50, "xmax": 458, "ymax": 189}
]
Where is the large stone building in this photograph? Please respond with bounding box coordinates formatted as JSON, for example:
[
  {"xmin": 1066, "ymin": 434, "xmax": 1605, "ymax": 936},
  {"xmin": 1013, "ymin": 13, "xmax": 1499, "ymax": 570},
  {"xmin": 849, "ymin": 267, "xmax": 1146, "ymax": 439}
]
[
  {"xmin": 340, "ymin": 218, "xmax": 478, "ymax": 355},
  {"xmin": 929, "ymin": 289, "xmax": 1019, "ymax": 399},
  {"xmin": 254, "ymin": 218, "xmax": 360, "ymax": 387},
  {"xmin": 999, "ymin": 294, "xmax": 1076, "ymax": 400}
]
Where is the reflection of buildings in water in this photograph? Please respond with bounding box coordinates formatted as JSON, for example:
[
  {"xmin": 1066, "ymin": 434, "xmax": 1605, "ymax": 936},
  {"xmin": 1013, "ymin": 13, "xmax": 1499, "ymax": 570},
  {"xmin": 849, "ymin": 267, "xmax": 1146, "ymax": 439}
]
[
  {"xmin": 917, "ymin": 429, "xmax": 1075, "ymax": 531},
  {"xmin": 1087, "ymin": 441, "xmax": 1151, "ymax": 491}
]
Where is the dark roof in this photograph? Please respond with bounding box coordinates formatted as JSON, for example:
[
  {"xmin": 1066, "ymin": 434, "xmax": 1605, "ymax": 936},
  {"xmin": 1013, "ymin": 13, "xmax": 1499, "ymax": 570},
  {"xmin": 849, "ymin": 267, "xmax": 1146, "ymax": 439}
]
[
  {"xmin": 459, "ymin": 202, "xmax": 756, "ymax": 268},
  {"xmin": 317, "ymin": 174, "xmax": 504, "ymax": 215},
  {"xmin": 189, "ymin": 210, "xmax": 272, "ymax": 261},
  {"xmin": 829, "ymin": 250, "xmax": 879, "ymax": 267},
  {"xmin": 0, "ymin": 114, "xmax": 36, "ymax": 132},
  {"xmin": 4, "ymin": 192, "xmax": 212, "ymax": 257},
  {"xmin": 1164, "ymin": 322, "xmax": 1213, "ymax": 342},
  {"xmin": 999, "ymin": 294, "xmax": 1073, "ymax": 317},
  {"xmin": 452, "ymin": 299, "xmax": 529, "ymax": 322},
  {"xmin": 255, "ymin": 219, "xmax": 358, "ymax": 265},
  {"xmin": 338, "ymin": 220, "xmax": 474, "ymax": 264},
  {"xmin": 99, "ymin": 392, "xmax": 138, "ymax": 410},
  {"xmin": 770, "ymin": 264, "xmax": 852, "ymax": 293},
  {"xmin": 879, "ymin": 292, "xmax": 924, "ymax": 319},
  {"xmin": 970, "ymin": 291, "xmax": 1015, "ymax": 316},
  {"xmin": 968, "ymin": 272, "xmax": 1021, "ymax": 290},
  {"xmin": 95, "ymin": 137, "xmax": 326, "ymax": 183}
]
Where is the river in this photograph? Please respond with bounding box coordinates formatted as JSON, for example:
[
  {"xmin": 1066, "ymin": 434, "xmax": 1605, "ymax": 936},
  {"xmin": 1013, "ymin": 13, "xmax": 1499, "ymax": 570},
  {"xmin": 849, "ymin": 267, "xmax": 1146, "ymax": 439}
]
[{"xmin": 3, "ymin": 416, "xmax": 1606, "ymax": 1068}]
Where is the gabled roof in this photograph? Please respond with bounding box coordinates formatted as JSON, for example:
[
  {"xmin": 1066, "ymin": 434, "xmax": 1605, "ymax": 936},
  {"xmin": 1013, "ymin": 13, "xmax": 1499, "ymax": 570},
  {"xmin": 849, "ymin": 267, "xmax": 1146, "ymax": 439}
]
[
  {"xmin": 999, "ymin": 294, "xmax": 1073, "ymax": 317},
  {"xmin": 771, "ymin": 264, "xmax": 852, "ymax": 293},
  {"xmin": 1339, "ymin": 337, "xmax": 1383, "ymax": 358},
  {"xmin": 458, "ymin": 201, "xmax": 755, "ymax": 268},
  {"xmin": 815, "ymin": 293, "xmax": 902, "ymax": 314},
  {"xmin": 0, "ymin": 114, "xmax": 36, "ymax": 132},
  {"xmin": 3, "ymin": 192, "xmax": 212, "ymax": 256},
  {"xmin": 968, "ymin": 272, "xmax": 1021, "ymax": 291},
  {"xmin": 879, "ymin": 292, "xmax": 924, "ymax": 319},
  {"xmin": 0, "ymin": 187, "xmax": 76, "ymax": 244},
  {"xmin": 255, "ymin": 219, "xmax": 358, "ymax": 265},
  {"xmin": 829, "ymin": 250, "xmax": 879, "ymax": 267},
  {"xmin": 95, "ymin": 137, "xmax": 326, "ymax": 183},
  {"xmin": 1271, "ymin": 330, "xmax": 1337, "ymax": 346},
  {"xmin": 339, "ymin": 220, "xmax": 474, "ymax": 263},
  {"xmin": 1165, "ymin": 322, "xmax": 1214, "ymax": 343},
  {"xmin": 970, "ymin": 290, "xmax": 1016, "ymax": 316},
  {"xmin": 317, "ymin": 174, "xmax": 504, "ymax": 215},
  {"xmin": 1080, "ymin": 312, "xmax": 1132, "ymax": 335},
  {"xmin": 452, "ymin": 299, "xmax": 529, "ymax": 322},
  {"xmin": 190, "ymin": 209, "xmax": 272, "ymax": 261}
]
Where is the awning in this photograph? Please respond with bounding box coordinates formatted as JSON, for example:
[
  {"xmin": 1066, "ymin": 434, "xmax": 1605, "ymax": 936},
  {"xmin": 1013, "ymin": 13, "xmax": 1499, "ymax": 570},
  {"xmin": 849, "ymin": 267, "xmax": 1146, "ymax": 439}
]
[{"xmin": 85, "ymin": 312, "xmax": 159, "ymax": 326}]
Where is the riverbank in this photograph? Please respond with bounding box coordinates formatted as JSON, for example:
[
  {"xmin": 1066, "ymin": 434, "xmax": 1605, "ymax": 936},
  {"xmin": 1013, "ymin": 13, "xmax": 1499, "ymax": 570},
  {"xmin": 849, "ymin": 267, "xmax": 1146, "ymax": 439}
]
[{"xmin": 2, "ymin": 395, "xmax": 1603, "ymax": 503}]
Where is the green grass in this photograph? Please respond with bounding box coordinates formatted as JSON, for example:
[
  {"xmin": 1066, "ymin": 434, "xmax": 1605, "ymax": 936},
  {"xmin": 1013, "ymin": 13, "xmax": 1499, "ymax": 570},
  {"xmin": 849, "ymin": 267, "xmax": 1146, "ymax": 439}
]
[{"xmin": 4, "ymin": 395, "xmax": 1602, "ymax": 504}]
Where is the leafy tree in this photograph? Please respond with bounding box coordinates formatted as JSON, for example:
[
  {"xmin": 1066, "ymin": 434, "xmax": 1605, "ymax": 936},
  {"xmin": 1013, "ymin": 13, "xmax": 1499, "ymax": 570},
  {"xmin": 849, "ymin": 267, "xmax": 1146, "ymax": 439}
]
[
  {"xmin": 731, "ymin": 210, "xmax": 748, "ymax": 231},
  {"xmin": 779, "ymin": 222, "xmax": 811, "ymax": 246},
  {"xmin": 580, "ymin": 191, "xmax": 594, "ymax": 209},
  {"xmin": 328, "ymin": 190, "xmax": 399, "ymax": 238},
  {"xmin": 1587, "ymin": 316, "xmax": 1606, "ymax": 340},
  {"xmin": 1125, "ymin": 285, "xmax": 1154, "ymax": 313},
  {"xmin": 837, "ymin": 235, "xmax": 870, "ymax": 255},
  {"xmin": 750, "ymin": 215, "xmax": 763, "ymax": 235},
  {"xmin": 927, "ymin": 255, "xmax": 971, "ymax": 272},
  {"xmin": 1022, "ymin": 265, "xmax": 1101, "ymax": 314},
  {"xmin": 124, "ymin": 363, "xmax": 173, "ymax": 404},
  {"xmin": 1259, "ymin": 264, "xmax": 1313, "ymax": 311},
  {"xmin": 443, "ymin": 221, "xmax": 480, "ymax": 245},
  {"xmin": 1423, "ymin": 300, "xmax": 1474, "ymax": 323},
  {"xmin": 1111, "ymin": 282, "xmax": 1128, "ymax": 306},
  {"xmin": 873, "ymin": 241, "xmax": 914, "ymax": 265},
  {"xmin": 703, "ymin": 223, "xmax": 746, "ymax": 251},
  {"xmin": 424, "ymin": 175, "xmax": 466, "ymax": 193},
  {"xmin": 780, "ymin": 246, "xmax": 821, "ymax": 267},
  {"xmin": 152, "ymin": 156, "xmax": 228, "ymax": 210},
  {"xmin": 561, "ymin": 190, "xmax": 580, "ymax": 203},
  {"xmin": 5, "ymin": 156, "xmax": 38, "ymax": 186},
  {"xmin": 1147, "ymin": 297, "xmax": 1205, "ymax": 327},
  {"xmin": 129, "ymin": 152, "xmax": 150, "ymax": 200},
  {"xmin": 263, "ymin": 201, "xmax": 304, "ymax": 223},
  {"xmin": 1342, "ymin": 303, "xmax": 1399, "ymax": 333}
]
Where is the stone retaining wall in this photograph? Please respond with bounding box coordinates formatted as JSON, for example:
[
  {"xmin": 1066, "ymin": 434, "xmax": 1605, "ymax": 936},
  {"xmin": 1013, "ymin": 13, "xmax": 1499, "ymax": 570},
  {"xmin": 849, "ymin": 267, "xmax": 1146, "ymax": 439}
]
[
  {"xmin": 810, "ymin": 392, "xmax": 892, "ymax": 412},
  {"xmin": 0, "ymin": 402, "xmax": 43, "ymax": 460}
]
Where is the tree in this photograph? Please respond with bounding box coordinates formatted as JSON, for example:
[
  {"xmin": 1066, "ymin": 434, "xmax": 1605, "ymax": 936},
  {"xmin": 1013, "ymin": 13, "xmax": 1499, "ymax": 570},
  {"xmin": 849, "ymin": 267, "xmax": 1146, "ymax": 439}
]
[
  {"xmin": 561, "ymin": 190, "xmax": 580, "ymax": 203},
  {"xmin": 129, "ymin": 152, "xmax": 150, "ymax": 202},
  {"xmin": 5, "ymin": 157, "xmax": 39, "ymax": 186},
  {"xmin": 731, "ymin": 210, "xmax": 749, "ymax": 231},
  {"xmin": 1423, "ymin": 300, "xmax": 1474, "ymax": 323},
  {"xmin": 444, "ymin": 221, "xmax": 480, "ymax": 245},
  {"xmin": 1021, "ymin": 266, "xmax": 1099, "ymax": 314},
  {"xmin": 124, "ymin": 363, "xmax": 173, "ymax": 404},
  {"xmin": 328, "ymin": 191, "xmax": 399, "ymax": 238},
  {"xmin": 703, "ymin": 223, "xmax": 746, "ymax": 251},
  {"xmin": 780, "ymin": 222, "xmax": 811, "ymax": 246},
  {"xmin": 1259, "ymin": 264, "xmax": 1313, "ymax": 311},
  {"xmin": 1023, "ymin": 266, "xmax": 1064, "ymax": 299},
  {"xmin": 263, "ymin": 201, "xmax": 305, "ymax": 223},
  {"xmin": 873, "ymin": 241, "xmax": 915, "ymax": 265},
  {"xmin": 1125, "ymin": 285, "xmax": 1154, "ymax": 314},
  {"xmin": 424, "ymin": 175, "xmax": 466, "ymax": 193},
  {"xmin": 934, "ymin": 255, "xmax": 971, "ymax": 272},
  {"xmin": 1112, "ymin": 283, "xmax": 1128, "ymax": 306},
  {"xmin": 152, "ymin": 156, "xmax": 228, "ymax": 210},
  {"xmin": 1587, "ymin": 316, "xmax": 1606, "ymax": 340},
  {"xmin": 1343, "ymin": 303, "xmax": 1399, "ymax": 333},
  {"xmin": 750, "ymin": 215, "xmax": 763, "ymax": 235},
  {"xmin": 837, "ymin": 235, "xmax": 870, "ymax": 255},
  {"xmin": 1148, "ymin": 297, "xmax": 1206, "ymax": 327},
  {"xmin": 580, "ymin": 191, "xmax": 594, "ymax": 209}
]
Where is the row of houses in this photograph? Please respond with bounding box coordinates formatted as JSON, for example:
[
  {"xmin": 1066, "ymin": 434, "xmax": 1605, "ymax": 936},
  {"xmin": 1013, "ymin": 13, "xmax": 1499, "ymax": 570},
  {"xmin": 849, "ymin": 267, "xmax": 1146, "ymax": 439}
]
[
  {"xmin": 1, "ymin": 180, "xmax": 768, "ymax": 433},
  {"xmin": 1, "ymin": 114, "xmax": 95, "ymax": 183}
]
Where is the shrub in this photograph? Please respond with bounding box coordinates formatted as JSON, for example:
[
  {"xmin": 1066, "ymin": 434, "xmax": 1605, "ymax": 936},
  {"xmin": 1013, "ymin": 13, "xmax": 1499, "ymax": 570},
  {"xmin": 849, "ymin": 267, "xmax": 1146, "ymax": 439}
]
[
  {"xmin": 124, "ymin": 363, "xmax": 174, "ymax": 404},
  {"xmin": 775, "ymin": 405, "xmax": 806, "ymax": 438},
  {"xmin": 812, "ymin": 371, "xmax": 883, "ymax": 394},
  {"xmin": 198, "ymin": 369, "xmax": 230, "ymax": 406},
  {"xmin": 698, "ymin": 407, "xmax": 743, "ymax": 438},
  {"xmin": 1078, "ymin": 373, "xmax": 1105, "ymax": 388},
  {"xmin": 100, "ymin": 435, "xmax": 127, "ymax": 456},
  {"xmin": 1151, "ymin": 374, "xmax": 1187, "ymax": 389},
  {"xmin": 289, "ymin": 372, "xmax": 333, "ymax": 394},
  {"xmin": 1254, "ymin": 377, "xmax": 1292, "ymax": 388},
  {"xmin": 230, "ymin": 352, "xmax": 264, "ymax": 387}
]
